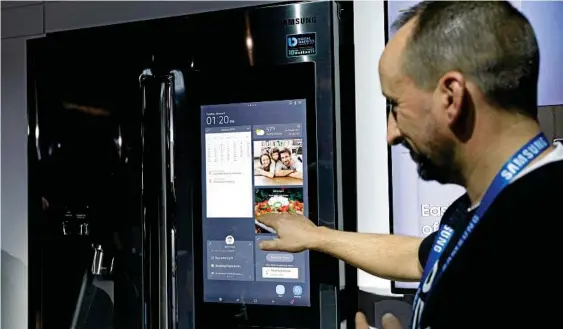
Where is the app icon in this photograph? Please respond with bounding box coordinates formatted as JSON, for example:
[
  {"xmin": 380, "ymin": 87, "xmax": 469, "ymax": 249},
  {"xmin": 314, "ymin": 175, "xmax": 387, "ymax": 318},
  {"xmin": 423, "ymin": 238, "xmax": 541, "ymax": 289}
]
[
  {"xmin": 276, "ymin": 285, "xmax": 286, "ymax": 295},
  {"xmin": 293, "ymin": 285, "xmax": 303, "ymax": 296},
  {"xmin": 225, "ymin": 235, "xmax": 235, "ymax": 245}
]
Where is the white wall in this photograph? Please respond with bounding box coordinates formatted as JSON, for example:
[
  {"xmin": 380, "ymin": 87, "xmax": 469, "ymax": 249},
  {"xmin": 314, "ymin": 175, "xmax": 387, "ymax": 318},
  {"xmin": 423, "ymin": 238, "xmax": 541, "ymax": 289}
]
[
  {"xmin": 1, "ymin": 36, "xmax": 32, "ymax": 329},
  {"xmin": 2, "ymin": 3, "xmax": 44, "ymax": 328},
  {"xmin": 353, "ymin": 0, "xmax": 393, "ymax": 297},
  {"xmin": 0, "ymin": 2, "xmax": 282, "ymax": 329}
]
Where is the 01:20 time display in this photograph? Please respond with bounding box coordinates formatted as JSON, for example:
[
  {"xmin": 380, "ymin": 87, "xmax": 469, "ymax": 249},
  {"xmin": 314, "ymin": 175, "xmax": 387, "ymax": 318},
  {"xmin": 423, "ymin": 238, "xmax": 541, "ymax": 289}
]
[{"xmin": 205, "ymin": 115, "xmax": 233, "ymax": 125}]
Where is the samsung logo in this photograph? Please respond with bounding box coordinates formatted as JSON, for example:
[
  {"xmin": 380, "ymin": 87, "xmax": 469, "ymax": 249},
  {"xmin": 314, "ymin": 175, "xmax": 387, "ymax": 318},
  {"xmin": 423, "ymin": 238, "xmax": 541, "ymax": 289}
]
[{"xmin": 283, "ymin": 16, "xmax": 317, "ymax": 26}]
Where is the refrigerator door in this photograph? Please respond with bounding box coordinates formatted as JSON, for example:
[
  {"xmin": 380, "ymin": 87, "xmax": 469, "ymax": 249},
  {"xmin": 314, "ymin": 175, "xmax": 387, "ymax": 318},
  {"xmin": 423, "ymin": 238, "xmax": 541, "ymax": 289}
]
[
  {"xmin": 27, "ymin": 26, "xmax": 153, "ymax": 329},
  {"xmin": 151, "ymin": 1, "xmax": 356, "ymax": 328},
  {"xmin": 27, "ymin": 1, "xmax": 356, "ymax": 328},
  {"xmin": 139, "ymin": 72, "xmax": 178, "ymax": 329}
]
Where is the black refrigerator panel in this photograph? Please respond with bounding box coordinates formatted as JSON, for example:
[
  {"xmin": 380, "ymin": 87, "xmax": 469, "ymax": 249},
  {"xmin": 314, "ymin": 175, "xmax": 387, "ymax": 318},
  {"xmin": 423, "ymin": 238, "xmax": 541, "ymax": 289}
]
[
  {"xmin": 27, "ymin": 1, "xmax": 356, "ymax": 329},
  {"xmin": 27, "ymin": 25, "xmax": 157, "ymax": 329},
  {"xmin": 153, "ymin": 1, "xmax": 356, "ymax": 329}
]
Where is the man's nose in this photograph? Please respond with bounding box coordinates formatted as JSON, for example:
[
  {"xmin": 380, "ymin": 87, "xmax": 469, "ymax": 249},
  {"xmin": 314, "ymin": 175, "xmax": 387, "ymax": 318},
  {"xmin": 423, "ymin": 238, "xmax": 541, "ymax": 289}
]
[{"xmin": 386, "ymin": 112, "xmax": 403, "ymax": 145}]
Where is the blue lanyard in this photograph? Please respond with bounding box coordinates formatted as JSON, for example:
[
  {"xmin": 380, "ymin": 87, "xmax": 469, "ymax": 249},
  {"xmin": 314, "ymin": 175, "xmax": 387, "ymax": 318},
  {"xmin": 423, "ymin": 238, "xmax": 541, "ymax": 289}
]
[{"xmin": 411, "ymin": 133, "xmax": 550, "ymax": 328}]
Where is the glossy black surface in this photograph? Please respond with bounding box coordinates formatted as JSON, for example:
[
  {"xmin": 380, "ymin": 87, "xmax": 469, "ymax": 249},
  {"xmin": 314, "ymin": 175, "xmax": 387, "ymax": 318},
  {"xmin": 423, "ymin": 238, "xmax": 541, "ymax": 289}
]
[
  {"xmin": 27, "ymin": 26, "xmax": 152, "ymax": 329},
  {"xmin": 161, "ymin": 3, "xmax": 339, "ymax": 329},
  {"xmin": 27, "ymin": 1, "xmax": 357, "ymax": 329}
]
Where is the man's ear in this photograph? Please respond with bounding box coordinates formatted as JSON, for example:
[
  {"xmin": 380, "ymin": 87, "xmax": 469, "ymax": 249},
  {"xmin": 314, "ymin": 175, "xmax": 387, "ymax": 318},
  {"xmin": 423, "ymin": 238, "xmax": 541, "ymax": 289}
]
[{"xmin": 437, "ymin": 71, "xmax": 466, "ymax": 126}]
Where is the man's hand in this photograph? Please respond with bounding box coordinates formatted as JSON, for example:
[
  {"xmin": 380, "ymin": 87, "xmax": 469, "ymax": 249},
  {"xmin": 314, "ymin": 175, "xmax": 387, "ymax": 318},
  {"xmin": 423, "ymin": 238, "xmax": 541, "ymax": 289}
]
[
  {"xmin": 355, "ymin": 312, "xmax": 403, "ymax": 329},
  {"xmin": 256, "ymin": 213, "xmax": 321, "ymax": 252},
  {"xmin": 381, "ymin": 313, "xmax": 403, "ymax": 329},
  {"xmin": 355, "ymin": 312, "xmax": 371, "ymax": 329}
]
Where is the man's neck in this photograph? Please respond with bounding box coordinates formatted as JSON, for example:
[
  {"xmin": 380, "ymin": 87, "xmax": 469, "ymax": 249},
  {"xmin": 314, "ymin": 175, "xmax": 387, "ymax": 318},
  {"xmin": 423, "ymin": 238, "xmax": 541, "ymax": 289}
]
[{"xmin": 460, "ymin": 114, "xmax": 552, "ymax": 208}]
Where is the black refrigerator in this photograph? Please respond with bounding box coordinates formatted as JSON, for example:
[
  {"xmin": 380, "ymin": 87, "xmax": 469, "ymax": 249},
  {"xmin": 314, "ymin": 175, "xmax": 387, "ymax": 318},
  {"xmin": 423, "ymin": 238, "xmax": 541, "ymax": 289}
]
[{"xmin": 27, "ymin": 1, "xmax": 357, "ymax": 329}]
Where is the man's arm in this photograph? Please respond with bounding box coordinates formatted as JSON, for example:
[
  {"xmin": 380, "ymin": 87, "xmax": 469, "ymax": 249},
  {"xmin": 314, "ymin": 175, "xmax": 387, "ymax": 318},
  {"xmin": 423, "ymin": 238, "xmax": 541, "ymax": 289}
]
[
  {"xmin": 288, "ymin": 160, "xmax": 304, "ymax": 179},
  {"xmin": 257, "ymin": 214, "xmax": 425, "ymax": 282},
  {"xmin": 313, "ymin": 227, "xmax": 424, "ymax": 282},
  {"xmin": 275, "ymin": 169, "xmax": 295, "ymax": 177},
  {"xmin": 288, "ymin": 171, "xmax": 303, "ymax": 179}
]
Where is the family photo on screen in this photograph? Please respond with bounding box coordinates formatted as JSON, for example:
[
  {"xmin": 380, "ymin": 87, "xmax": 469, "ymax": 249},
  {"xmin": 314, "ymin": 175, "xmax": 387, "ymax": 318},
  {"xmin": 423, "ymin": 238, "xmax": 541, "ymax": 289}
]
[{"xmin": 253, "ymin": 139, "xmax": 304, "ymax": 187}]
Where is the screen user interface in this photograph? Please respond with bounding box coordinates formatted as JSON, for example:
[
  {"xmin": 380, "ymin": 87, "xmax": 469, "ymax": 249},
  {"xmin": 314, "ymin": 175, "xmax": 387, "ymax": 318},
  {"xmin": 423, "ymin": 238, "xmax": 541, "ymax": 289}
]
[{"xmin": 201, "ymin": 100, "xmax": 310, "ymax": 306}]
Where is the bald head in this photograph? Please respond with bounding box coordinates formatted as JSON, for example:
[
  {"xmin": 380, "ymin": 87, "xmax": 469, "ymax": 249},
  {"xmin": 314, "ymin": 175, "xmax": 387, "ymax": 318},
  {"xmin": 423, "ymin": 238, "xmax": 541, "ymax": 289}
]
[
  {"xmin": 383, "ymin": 1, "xmax": 539, "ymax": 117},
  {"xmin": 379, "ymin": 19, "xmax": 416, "ymax": 97}
]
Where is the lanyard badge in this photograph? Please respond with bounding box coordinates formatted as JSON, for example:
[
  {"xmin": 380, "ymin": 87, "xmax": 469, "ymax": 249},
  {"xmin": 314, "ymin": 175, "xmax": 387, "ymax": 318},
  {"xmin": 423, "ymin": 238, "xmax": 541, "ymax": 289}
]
[{"xmin": 411, "ymin": 133, "xmax": 550, "ymax": 329}]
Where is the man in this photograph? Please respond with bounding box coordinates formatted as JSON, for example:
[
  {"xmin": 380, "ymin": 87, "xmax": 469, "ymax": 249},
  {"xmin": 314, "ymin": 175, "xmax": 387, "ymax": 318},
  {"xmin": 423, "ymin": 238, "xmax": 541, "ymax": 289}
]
[
  {"xmin": 275, "ymin": 147, "xmax": 303, "ymax": 179},
  {"xmin": 257, "ymin": 1, "xmax": 563, "ymax": 328}
]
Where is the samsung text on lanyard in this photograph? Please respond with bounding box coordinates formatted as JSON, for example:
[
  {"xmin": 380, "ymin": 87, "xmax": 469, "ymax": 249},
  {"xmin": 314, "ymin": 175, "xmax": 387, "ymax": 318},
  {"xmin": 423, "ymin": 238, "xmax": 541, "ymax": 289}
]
[{"xmin": 411, "ymin": 133, "xmax": 550, "ymax": 329}]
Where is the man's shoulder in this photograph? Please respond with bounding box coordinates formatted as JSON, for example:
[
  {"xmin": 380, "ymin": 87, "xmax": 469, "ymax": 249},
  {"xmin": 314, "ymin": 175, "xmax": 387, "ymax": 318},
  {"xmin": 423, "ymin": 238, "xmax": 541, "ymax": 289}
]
[
  {"xmin": 438, "ymin": 193, "xmax": 470, "ymax": 226},
  {"xmin": 498, "ymin": 159, "xmax": 563, "ymax": 207},
  {"xmin": 425, "ymin": 160, "xmax": 563, "ymax": 328},
  {"xmin": 442, "ymin": 157, "xmax": 563, "ymax": 217},
  {"xmin": 483, "ymin": 159, "xmax": 563, "ymax": 233}
]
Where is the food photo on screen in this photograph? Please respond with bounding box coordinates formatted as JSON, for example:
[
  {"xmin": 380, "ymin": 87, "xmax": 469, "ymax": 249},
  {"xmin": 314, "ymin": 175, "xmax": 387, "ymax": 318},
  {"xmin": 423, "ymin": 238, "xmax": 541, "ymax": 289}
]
[
  {"xmin": 253, "ymin": 139, "xmax": 304, "ymax": 187},
  {"xmin": 254, "ymin": 188, "xmax": 305, "ymax": 234}
]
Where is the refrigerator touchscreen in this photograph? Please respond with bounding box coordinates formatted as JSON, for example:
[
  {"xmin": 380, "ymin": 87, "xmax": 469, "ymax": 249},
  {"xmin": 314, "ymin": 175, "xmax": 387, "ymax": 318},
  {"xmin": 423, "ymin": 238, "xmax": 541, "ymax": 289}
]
[{"xmin": 200, "ymin": 99, "xmax": 311, "ymax": 307}]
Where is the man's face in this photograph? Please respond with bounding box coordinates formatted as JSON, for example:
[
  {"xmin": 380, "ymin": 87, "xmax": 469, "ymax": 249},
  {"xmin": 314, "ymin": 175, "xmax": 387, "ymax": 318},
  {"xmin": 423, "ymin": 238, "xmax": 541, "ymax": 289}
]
[
  {"xmin": 379, "ymin": 21, "xmax": 458, "ymax": 184},
  {"xmin": 281, "ymin": 152, "xmax": 291, "ymax": 166}
]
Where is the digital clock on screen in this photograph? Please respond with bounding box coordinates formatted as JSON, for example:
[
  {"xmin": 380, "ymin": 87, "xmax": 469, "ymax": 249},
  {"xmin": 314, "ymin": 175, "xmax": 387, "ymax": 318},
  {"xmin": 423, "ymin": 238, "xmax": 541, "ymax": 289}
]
[{"xmin": 205, "ymin": 115, "xmax": 233, "ymax": 125}]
